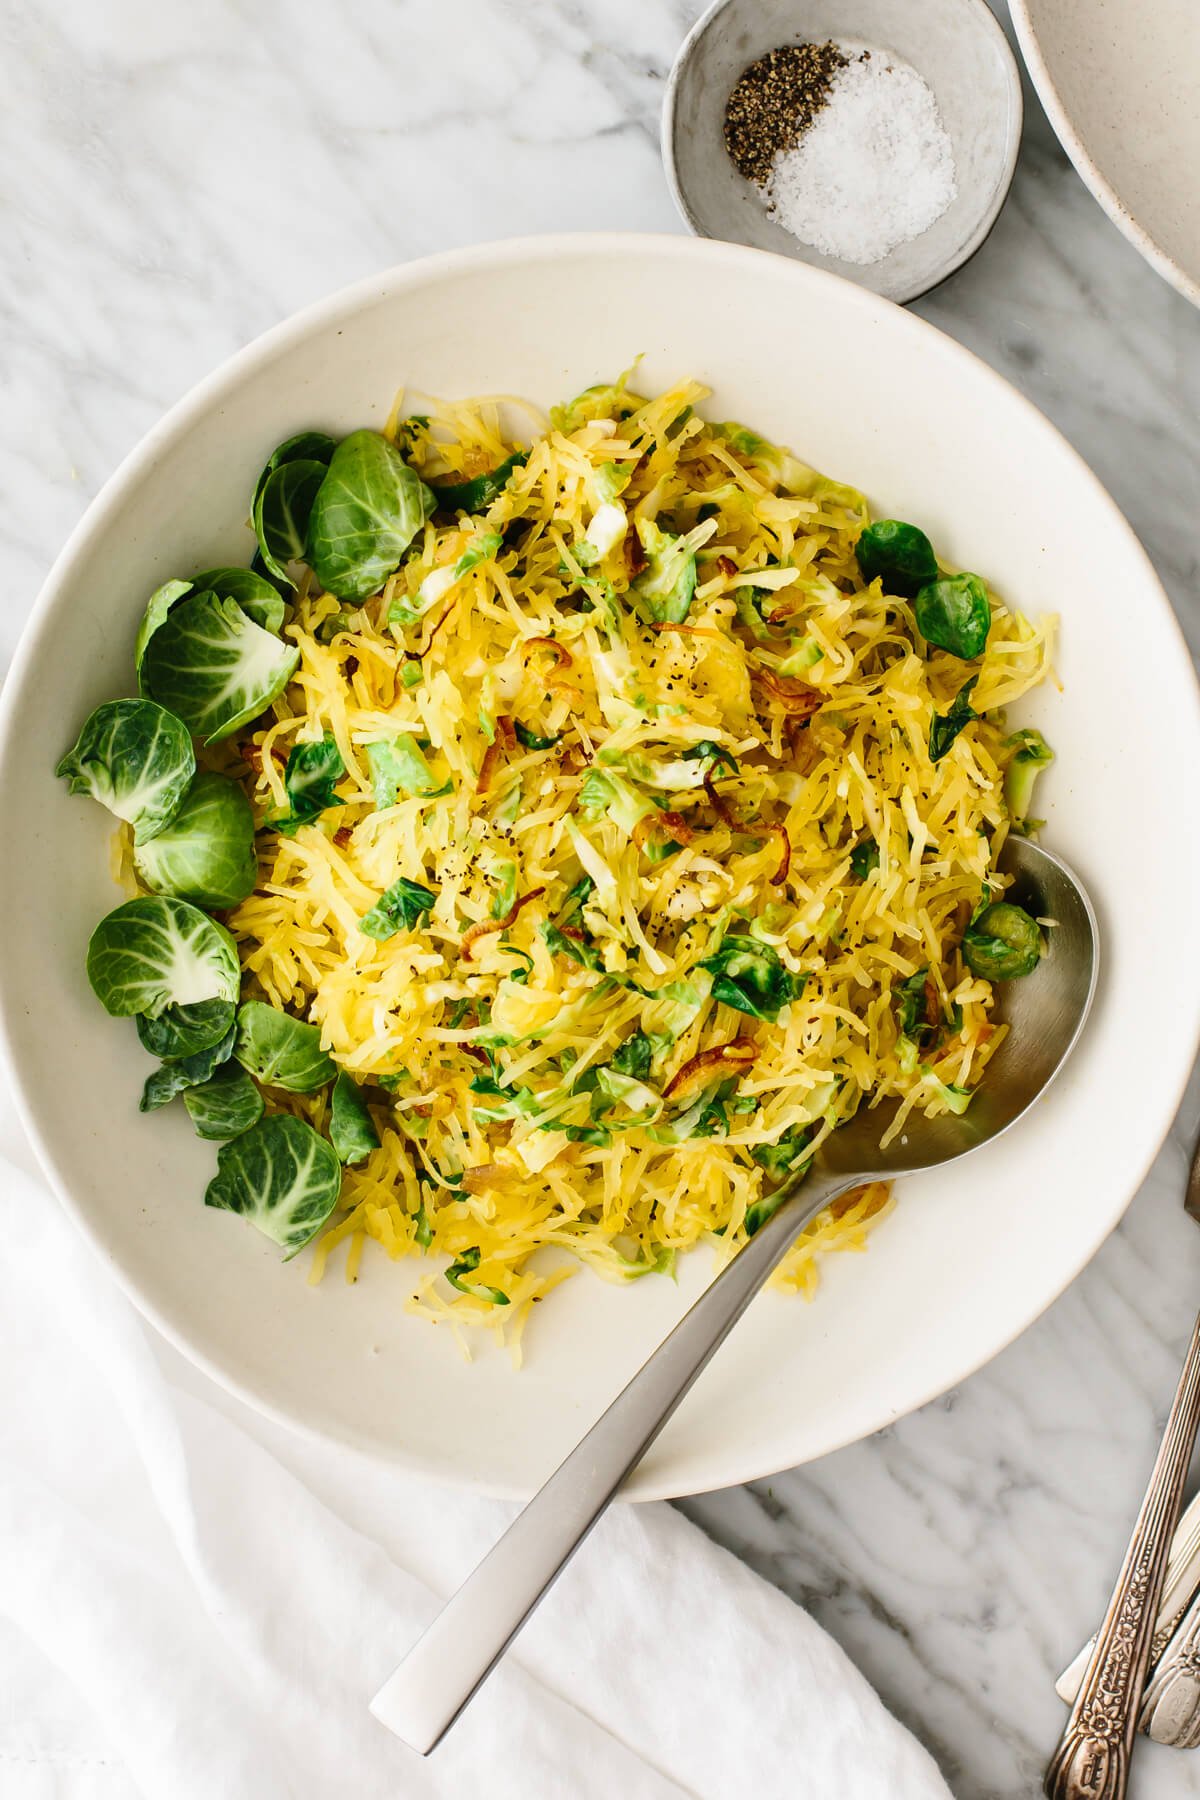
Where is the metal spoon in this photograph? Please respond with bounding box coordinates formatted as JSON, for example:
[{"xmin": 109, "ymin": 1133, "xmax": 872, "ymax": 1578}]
[{"xmin": 371, "ymin": 837, "xmax": 1098, "ymax": 1754}]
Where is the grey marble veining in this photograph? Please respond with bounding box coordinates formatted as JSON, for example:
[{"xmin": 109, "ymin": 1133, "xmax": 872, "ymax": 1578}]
[{"xmin": 2, "ymin": 0, "xmax": 1200, "ymax": 1794}]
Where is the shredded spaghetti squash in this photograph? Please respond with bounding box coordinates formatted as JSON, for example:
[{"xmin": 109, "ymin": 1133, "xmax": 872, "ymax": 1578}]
[{"xmin": 193, "ymin": 372, "xmax": 1058, "ymax": 1352}]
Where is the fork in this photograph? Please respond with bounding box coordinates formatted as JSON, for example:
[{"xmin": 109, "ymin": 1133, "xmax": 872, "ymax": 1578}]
[{"xmin": 1044, "ymin": 1126, "xmax": 1200, "ymax": 1797}]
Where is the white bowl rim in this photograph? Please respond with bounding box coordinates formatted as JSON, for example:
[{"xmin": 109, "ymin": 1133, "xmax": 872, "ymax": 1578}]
[
  {"xmin": 1010, "ymin": 0, "xmax": 1200, "ymax": 310},
  {"xmin": 660, "ymin": 0, "xmax": 1023, "ymax": 305},
  {"xmin": 2, "ymin": 231, "xmax": 1198, "ymax": 1499}
]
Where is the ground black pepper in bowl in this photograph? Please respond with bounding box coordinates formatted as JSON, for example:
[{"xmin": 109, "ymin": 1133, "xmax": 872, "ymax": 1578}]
[{"xmin": 722, "ymin": 41, "xmax": 848, "ymax": 187}]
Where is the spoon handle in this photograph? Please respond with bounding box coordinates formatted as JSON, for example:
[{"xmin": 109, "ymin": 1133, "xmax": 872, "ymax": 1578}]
[
  {"xmin": 1044, "ymin": 1304, "xmax": 1200, "ymax": 1799},
  {"xmin": 370, "ymin": 1166, "xmax": 856, "ymax": 1754}
]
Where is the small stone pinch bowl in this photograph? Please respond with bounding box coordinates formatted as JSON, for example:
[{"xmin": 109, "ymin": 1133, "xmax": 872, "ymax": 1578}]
[{"xmin": 662, "ymin": 0, "xmax": 1023, "ymax": 304}]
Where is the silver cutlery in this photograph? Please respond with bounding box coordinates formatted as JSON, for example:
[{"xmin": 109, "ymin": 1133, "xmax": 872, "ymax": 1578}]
[
  {"xmin": 1044, "ymin": 1128, "xmax": 1200, "ymax": 1796},
  {"xmin": 370, "ymin": 837, "xmax": 1098, "ymax": 1755},
  {"xmin": 1058, "ymin": 1487, "xmax": 1200, "ymax": 1714}
]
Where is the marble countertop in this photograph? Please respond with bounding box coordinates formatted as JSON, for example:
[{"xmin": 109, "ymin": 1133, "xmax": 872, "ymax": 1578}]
[{"xmin": 3, "ymin": 0, "xmax": 1200, "ymax": 1792}]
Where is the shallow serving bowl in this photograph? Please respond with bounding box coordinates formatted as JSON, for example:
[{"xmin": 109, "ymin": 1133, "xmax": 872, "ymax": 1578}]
[
  {"xmin": 1011, "ymin": 0, "xmax": 1200, "ymax": 309},
  {"xmin": 2, "ymin": 235, "xmax": 1198, "ymax": 1500}
]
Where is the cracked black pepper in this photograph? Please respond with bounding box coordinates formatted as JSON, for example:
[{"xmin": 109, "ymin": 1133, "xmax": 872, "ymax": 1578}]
[{"xmin": 723, "ymin": 41, "xmax": 848, "ymax": 188}]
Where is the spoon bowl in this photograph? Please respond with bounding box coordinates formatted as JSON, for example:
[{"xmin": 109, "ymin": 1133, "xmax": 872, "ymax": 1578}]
[
  {"xmin": 823, "ymin": 836, "xmax": 1099, "ymax": 1180},
  {"xmin": 372, "ymin": 837, "xmax": 1099, "ymax": 1753}
]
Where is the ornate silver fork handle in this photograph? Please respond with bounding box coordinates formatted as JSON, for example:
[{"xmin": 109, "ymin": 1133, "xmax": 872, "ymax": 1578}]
[
  {"xmin": 1044, "ymin": 1306, "xmax": 1200, "ymax": 1798},
  {"xmin": 1140, "ymin": 1583, "xmax": 1200, "ymax": 1747}
]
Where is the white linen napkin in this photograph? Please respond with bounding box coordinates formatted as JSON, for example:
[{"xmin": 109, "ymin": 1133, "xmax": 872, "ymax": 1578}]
[{"xmin": 0, "ymin": 1100, "xmax": 950, "ymax": 1800}]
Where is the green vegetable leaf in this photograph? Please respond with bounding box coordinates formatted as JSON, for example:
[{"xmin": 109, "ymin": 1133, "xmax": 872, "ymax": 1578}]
[
  {"xmin": 542, "ymin": 921, "xmax": 604, "ymax": 972},
  {"xmin": 454, "ymin": 529, "xmax": 503, "ymax": 574},
  {"xmin": 87, "ymin": 897, "xmax": 240, "ymax": 1019},
  {"xmin": 306, "ymin": 430, "xmax": 435, "ymax": 601},
  {"xmin": 855, "ymin": 520, "xmax": 938, "ymax": 599},
  {"xmin": 551, "ymin": 381, "xmax": 645, "ymax": 433},
  {"xmin": 914, "ymin": 574, "xmax": 991, "ymax": 659},
  {"xmin": 182, "ymin": 1063, "xmax": 265, "ymax": 1140},
  {"xmin": 680, "ymin": 740, "xmax": 738, "ymax": 775},
  {"xmin": 929, "ymin": 677, "xmax": 979, "ymax": 763},
  {"xmin": 204, "ymin": 1113, "xmax": 342, "ymax": 1255},
  {"xmin": 514, "ymin": 722, "xmax": 561, "ymax": 751},
  {"xmin": 140, "ymin": 592, "xmax": 300, "ymax": 743},
  {"xmin": 136, "ymin": 997, "xmax": 237, "ymax": 1060},
  {"xmin": 578, "ymin": 768, "xmax": 655, "ymax": 837},
  {"xmin": 963, "ymin": 901, "xmax": 1042, "ymax": 980},
  {"xmin": 701, "ymin": 935, "xmax": 801, "ymax": 1021},
  {"xmin": 234, "ymin": 999, "xmax": 335, "ymax": 1091},
  {"xmin": 895, "ymin": 967, "xmax": 933, "ymax": 1044},
  {"xmin": 365, "ymin": 736, "xmax": 440, "ymax": 805},
  {"xmin": 271, "ymin": 734, "xmax": 345, "ymax": 836},
  {"xmin": 358, "ymin": 876, "xmax": 437, "ymax": 941},
  {"xmin": 190, "ymin": 567, "xmax": 287, "ymax": 633},
  {"xmin": 1004, "ymin": 727, "xmax": 1054, "ymax": 826},
  {"xmin": 134, "ymin": 579, "xmax": 193, "ymax": 676},
  {"xmin": 444, "ymin": 1245, "xmax": 509, "ymax": 1305},
  {"xmin": 631, "ymin": 520, "xmax": 696, "ymax": 625},
  {"xmin": 252, "ymin": 430, "xmax": 337, "ymax": 511},
  {"xmin": 57, "ymin": 699, "xmax": 196, "ymax": 844},
  {"xmin": 711, "ymin": 423, "xmax": 848, "ymax": 501},
  {"xmin": 750, "ymin": 1126, "xmax": 812, "ymax": 1185},
  {"xmin": 610, "ymin": 1030, "xmax": 654, "ymax": 1081},
  {"xmin": 430, "ymin": 452, "xmax": 527, "ymax": 516},
  {"xmin": 329, "ymin": 1069, "xmax": 380, "ymax": 1165},
  {"xmin": 849, "ymin": 839, "xmax": 879, "ymax": 879},
  {"xmin": 132, "ymin": 771, "xmax": 257, "ymax": 908},
  {"xmin": 139, "ymin": 1019, "xmax": 237, "ymax": 1113},
  {"xmin": 254, "ymin": 459, "xmax": 328, "ymax": 586}
]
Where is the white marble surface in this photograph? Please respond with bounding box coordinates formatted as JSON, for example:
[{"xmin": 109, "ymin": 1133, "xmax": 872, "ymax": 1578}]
[{"xmin": 2, "ymin": 0, "xmax": 1199, "ymax": 1792}]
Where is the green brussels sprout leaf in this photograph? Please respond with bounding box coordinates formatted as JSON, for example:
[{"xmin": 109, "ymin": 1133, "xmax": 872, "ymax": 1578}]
[
  {"xmin": 140, "ymin": 592, "xmax": 300, "ymax": 742},
  {"xmin": 1004, "ymin": 728, "xmax": 1054, "ymax": 827},
  {"xmin": 136, "ymin": 997, "xmax": 237, "ymax": 1061},
  {"xmin": 914, "ymin": 573, "xmax": 991, "ymax": 659},
  {"xmin": 630, "ymin": 521, "xmax": 696, "ymax": 625},
  {"xmin": 329, "ymin": 1070, "xmax": 379, "ymax": 1165},
  {"xmin": 270, "ymin": 734, "xmax": 345, "ymax": 836},
  {"xmin": 56, "ymin": 700, "xmax": 196, "ymax": 844},
  {"xmin": 233, "ymin": 999, "xmax": 335, "ymax": 1091},
  {"xmin": 610, "ymin": 1030, "xmax": 654, "ymax": 1082},
  {"xmin": 963, "ymin": 902, "xmax": 1042, "ymax": 980},
  {"xmin": 855, "ymin": 520, "xmax": 938, "ymax": 599},
  {"xmin": 183, "ymin": 1063, "xmax": 264, "ymax": 1140},
  {"xmin": 364, "ymin": 736, "xmax": 441, "ymax": 805},
  {"xmin": 429, "ymin": 452, "xmax": 527, "ymax": 516},
  {"xmin": 358, "ymin": 877, "xmax": 437, "ymax": 941},
  {"xmin": 87, "ymin": 897, "xmax": 240, "ymax": 1018},
  {"xmin": 513, "ymin": 722, "xmax": 560, "ymax": 751},
  {"xmin": 134, "ymin": 579, "xmax": 194, "ymax": 677},
  {"xmin": 929, "ymin": 677, "xmax": 979, "ymax": 763},
  {"xmin": 191, "ymin": 566, "xmax": 287, "ymax": 633},
  {"xmin": 306, "ymin": 430, "xmax": 435, "ymax": 601},
  {"xmin": 252, "ymin": 431, "xmax": 336, "ymax": 512},
  {"xmin": 849, "ymin": 839, "xmax": 880, "ymax": 879},
  {"xmin": 444, "ymin": 1246, "xmax": 509, "ymax": 1305},
  {"xmin": 700, "ymin": 934, "xmax": 802, "ymax": 1021},
  {"xmin": 139, "ymin": 1019, "xmax": 237, "ymax": 1112},
  {"xmin": 204, "ymin": 1113, "xmax": 342, "ymax": 1255},
  {"xmin": 132, "ymin": 772, "xmax": 257, "ymax": 908},
  {"xmin": 253, "ymin": 459, "xmax": 328, "ymax": 586}
]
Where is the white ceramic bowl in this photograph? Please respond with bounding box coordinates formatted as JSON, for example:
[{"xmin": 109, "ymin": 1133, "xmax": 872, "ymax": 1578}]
[
  {"xmin": 1012, "ymin": 0, "xmax": 1200, "ymax": 309},
  {"xmin": 2, "ymin": 235, "xmax": 1198, "ymax": 1501},
  {"xmin": 663, "ymin": 0, "xmax": 1022, "ymax": 304}
]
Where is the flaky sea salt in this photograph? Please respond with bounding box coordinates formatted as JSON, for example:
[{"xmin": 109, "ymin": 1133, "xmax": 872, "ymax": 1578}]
[{"xmin": 762, "ymin": 50, "xmax": 957, "ymax": 266}]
